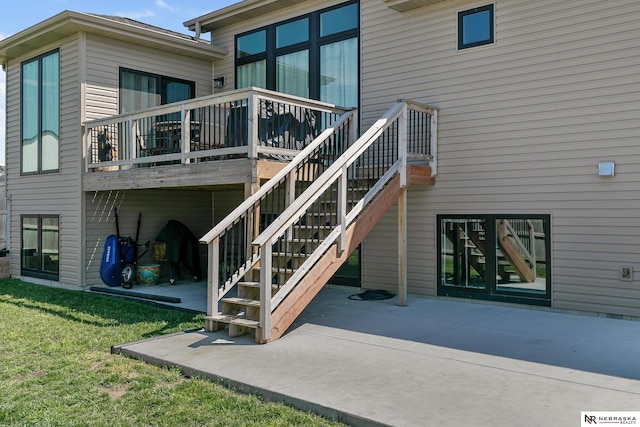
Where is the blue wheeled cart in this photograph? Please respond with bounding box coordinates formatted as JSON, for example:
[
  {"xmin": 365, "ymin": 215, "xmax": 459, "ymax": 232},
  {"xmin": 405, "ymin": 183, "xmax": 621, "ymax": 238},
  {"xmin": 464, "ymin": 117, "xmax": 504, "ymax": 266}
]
[{"xmin": 100, "ymin": 208, "xmax": 149, "ymax": 288}]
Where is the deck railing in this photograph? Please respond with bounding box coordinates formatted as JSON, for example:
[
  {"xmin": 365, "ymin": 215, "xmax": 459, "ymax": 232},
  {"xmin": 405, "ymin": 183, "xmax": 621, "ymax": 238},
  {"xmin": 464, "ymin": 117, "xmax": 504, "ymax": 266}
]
[{"xmin": 83, "ymin": 87, "xmax": 349, "ymax": 172}]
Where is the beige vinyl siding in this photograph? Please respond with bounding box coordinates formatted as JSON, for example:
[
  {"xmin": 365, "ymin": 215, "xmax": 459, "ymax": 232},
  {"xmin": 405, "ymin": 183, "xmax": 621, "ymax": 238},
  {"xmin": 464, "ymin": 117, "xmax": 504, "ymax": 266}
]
[
  {"xmin": 6, "ymin": 63, "xmax": 19, "ymax": 277},
  {"xmin": 6, "ymin": 35, "xmax": 84, "ymax": 287},
  {"xmin": 360, "ymin": 0, "xmax": 640, "ymax": 316}
]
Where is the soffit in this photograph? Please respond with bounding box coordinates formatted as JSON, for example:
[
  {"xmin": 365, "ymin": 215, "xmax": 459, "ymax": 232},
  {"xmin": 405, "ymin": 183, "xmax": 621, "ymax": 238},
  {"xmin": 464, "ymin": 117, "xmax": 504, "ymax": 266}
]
[
  {"xmin": 185, "ymin": 0, "xmax": 310, "ymax": 33},
  {"xmin": 0, "ymin": 10, "xmax": 227, "ymax": 64}
]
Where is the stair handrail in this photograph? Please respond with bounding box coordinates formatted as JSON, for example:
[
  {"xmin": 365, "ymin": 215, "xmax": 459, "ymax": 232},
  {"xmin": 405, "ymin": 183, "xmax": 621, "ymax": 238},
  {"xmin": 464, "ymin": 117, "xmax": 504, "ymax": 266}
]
[
  {"xmin": 199, "ymin": 108, "xmax": 357, "ymax": 314},
  {"xmin": 253, "ymin": 100, "xmax": 437, "ymax": 339}
]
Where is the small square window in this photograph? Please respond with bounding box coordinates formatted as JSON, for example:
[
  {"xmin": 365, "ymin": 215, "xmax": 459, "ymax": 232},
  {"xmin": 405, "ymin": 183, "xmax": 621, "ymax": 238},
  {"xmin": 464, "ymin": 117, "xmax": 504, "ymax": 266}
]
[{"xmin": 458, "ymin": 4, "xmax": 494, "ymax": 50}]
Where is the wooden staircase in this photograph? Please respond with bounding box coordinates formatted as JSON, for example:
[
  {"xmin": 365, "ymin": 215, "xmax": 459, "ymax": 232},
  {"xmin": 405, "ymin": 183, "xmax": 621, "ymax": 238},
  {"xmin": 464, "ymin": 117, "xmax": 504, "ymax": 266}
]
[
  {"xmin": 205, "ymin": 166, "xmax": 433, "ymax": 341},
  {"xmin": 200, "ymin": 100, "xmax": 438, "ymax": 343}
]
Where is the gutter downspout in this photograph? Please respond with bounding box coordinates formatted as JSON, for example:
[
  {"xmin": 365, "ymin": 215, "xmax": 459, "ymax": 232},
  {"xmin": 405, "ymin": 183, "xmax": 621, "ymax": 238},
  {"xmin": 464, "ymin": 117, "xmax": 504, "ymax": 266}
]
[{"xmin": 194, "ymin": 21, "xmax": 201, "ymax": 41}]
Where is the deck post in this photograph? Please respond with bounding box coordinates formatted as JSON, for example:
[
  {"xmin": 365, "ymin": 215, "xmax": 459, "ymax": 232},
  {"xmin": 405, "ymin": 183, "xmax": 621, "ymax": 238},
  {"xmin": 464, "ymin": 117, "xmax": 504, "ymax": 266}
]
[
  {"xmin": 82, "ymin": 125, "xmax": 89, "ymax": 173},
  {"xmin": 337, "ymin": 166, "xmax": 347, "ymax": 254},
  {"xmin": 285, "ymin": 170, "xmax": 296, "ymax": 243},
  {"xmin": 398, "ymin": 189, "xmax": 407, "ymax": 306},
  {"xmin": 245, "ymin": 182, "xmax": 261, "ymax": 281},
  {"xmin": 399, "ymin": 103, "xmax": 408, "ymax": 188},
  {"xmin": 248, "ymin": 91, "xmax": 259, "ymax": 159},
  {"xmin": 181, "ymin": 105, "xmax": 190, "ymax": 164},
  {"xmin": 129, "ymin": 118, "xmax": 136, "ymax": 168},
  {"xmin": 430, "ymin": 109, "xmax": 438, "ymax": 177},
  {"xmin": 397, "ymin": 103, "xmax": 408, "ymax": 305},
  {"xmin": 348, "ymin": 108, "xmax": 358, "ymax": 147},
  {"xmin": 208, "ymin": 239, "xmax": 220, "ymax": 316},
  {"xmin": 259, "ymin": 243, "xmax": 272, "ymax": 341}
]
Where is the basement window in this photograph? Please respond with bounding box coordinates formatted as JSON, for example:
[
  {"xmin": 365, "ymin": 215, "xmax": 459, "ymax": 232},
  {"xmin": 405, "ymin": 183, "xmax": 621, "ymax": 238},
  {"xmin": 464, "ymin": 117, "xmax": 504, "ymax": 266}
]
[
  {"xmin": 458, "ymin": 4, "xmax": 494, "ymax": 50},
  {"xmin": 437, "ymin": 215, "xmax": 551, "ymax": 306},
  {"xmin": 21, "ymin": 215, "xmax": 59, "ymax": 281}
]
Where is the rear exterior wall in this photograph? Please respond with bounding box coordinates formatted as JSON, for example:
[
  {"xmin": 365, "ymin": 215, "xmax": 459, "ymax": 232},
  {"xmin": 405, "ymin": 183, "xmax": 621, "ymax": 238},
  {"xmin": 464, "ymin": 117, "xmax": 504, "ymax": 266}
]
[{"xmin": 359, "ymin": 0, "xmax": 640, "ymax": 317}]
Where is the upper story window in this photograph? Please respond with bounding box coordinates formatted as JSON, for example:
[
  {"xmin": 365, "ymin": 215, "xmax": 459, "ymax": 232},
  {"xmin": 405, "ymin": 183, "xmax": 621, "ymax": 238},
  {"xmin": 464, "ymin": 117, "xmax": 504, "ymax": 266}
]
[
  {"xmin": 21, "ymin": 49, "xmax": 59, "ymax": 174},
  {"xmin": 235, "ymin": 0, "xmax": 359, "ymax": 108},
  {"xmin": 458, "ymin": 4, "xmax": 494, "ymax": 50}
]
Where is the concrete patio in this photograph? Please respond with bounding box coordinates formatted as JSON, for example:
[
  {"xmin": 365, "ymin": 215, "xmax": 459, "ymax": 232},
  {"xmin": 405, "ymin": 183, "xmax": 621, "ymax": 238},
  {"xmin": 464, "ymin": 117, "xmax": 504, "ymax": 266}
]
[{"xmin": 105, "ymin": 284, "xmax": 640, "ymax": 426}]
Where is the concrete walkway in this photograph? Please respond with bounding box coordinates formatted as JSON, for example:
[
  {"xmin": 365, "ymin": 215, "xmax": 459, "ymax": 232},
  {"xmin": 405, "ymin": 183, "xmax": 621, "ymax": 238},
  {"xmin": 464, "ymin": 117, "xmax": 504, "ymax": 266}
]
[{"xmin": 113, "ymin": 287, "xmax": 640, "ymax": 426}]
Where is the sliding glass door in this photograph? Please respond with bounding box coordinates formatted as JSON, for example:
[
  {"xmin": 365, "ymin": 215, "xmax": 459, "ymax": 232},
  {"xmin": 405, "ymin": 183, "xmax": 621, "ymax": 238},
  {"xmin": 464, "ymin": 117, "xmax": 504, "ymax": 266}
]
[{"xmin": 119, "ymin": 68, "xmax": 194, "ymax": 114}]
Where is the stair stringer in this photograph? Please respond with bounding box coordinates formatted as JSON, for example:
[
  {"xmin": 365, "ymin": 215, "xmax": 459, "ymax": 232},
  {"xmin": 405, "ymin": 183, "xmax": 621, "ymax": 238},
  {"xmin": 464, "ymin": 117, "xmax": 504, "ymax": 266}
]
[{"xmin": 259, "ymin": 165, "xmax": 434, "ymax": 343}]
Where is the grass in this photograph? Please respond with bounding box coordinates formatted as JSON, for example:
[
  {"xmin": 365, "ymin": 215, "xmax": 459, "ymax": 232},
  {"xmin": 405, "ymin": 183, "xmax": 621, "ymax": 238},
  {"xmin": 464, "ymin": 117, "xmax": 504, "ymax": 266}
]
[{"xmin": 0, "ymin": 279, "xmax": 344, "ymax": 427}]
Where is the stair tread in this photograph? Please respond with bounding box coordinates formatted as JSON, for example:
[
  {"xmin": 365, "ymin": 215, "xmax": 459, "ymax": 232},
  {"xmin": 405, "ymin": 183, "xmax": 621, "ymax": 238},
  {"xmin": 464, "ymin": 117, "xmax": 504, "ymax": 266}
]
[
  {"xmin": 250, "ymin": 266, "xmax": 296, "ymax": 272},
  {"xmin": 222, "ymin": 297, "xmax": 261, "ymax": 307},
  {"xmin": 238, "ymin": 281, "xmax": 279, "ymax": 288},
  {"xmin": 206, "ymin": 314, "xmax": 259, "ymax": 328},
  {"xmin": 237, "ymin": 281, "xmax": 261, "ymax": 287},
  {"xmin": 273, "ymin": 252, "xmax": 309, "ymax": 257}
]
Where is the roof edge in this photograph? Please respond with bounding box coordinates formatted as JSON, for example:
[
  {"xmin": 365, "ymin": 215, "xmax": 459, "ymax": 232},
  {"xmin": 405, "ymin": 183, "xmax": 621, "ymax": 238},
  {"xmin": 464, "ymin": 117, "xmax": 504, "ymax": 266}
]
[
  {"xmin": 0, "ymin": 10, "xmax": 227, "ymax": 63},
  {"xmin": 184, "ymin": 0, "xmax": 310, "ymax": 33}
]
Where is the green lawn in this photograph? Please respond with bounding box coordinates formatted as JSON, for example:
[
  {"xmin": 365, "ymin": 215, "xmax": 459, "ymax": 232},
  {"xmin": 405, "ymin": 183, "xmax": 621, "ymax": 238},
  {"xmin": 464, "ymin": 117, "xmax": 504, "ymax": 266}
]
[{"xmin": 0, "ymin": 279, "xmax": 343, "ymax": 427}]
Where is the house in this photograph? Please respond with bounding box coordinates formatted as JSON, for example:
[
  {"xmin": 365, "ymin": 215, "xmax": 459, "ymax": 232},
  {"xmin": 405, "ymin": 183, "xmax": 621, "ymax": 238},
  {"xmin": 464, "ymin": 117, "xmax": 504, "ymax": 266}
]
[{"xmin": 1, "ymin": 0, "xmax": 638, "ymax": 343}]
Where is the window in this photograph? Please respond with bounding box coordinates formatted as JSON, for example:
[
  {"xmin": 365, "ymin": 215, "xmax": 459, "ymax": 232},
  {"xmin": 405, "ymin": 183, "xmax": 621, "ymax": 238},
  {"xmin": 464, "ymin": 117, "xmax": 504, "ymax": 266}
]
[
  {"xmin": 21, "ymin": 50, "xmax": 59, "ymax": 174},
  {"xmin": 21, "ymin": 215, "xmax": 59, "ymax": 280},
  {"xmin": 119, "ymin": 68, "xmax": 195, "ymax": 114},
  {"xmin": 458, "ymin": 4, "xmax": 494, "ymax": 50},
  {"xmin": 235, "ymin": 0, "xmax": 359, "ymax": 108},
  {"xmin": 438, "ymin": 215, "xmax": 550, "ymax": 306}
]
